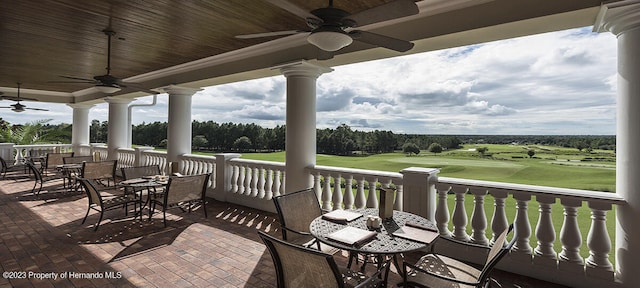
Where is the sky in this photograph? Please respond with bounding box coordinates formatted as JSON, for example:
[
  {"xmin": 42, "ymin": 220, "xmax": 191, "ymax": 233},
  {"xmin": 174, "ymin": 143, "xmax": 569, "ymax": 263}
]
[{"xmin": 2, "ymin": 26, "xmax": 618, "ymax": 135}]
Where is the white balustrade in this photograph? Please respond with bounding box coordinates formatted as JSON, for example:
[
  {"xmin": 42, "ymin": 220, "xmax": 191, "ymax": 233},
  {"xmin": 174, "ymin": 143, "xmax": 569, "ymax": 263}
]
[
  {"xmin": 116, "ymin": 148, "xmax": 135, "ymax": 168},
  {"xmin": 436, "ymin": 176, "xmax": 624, "ymax": 287},
  {"xmin": 141, "ymin": 150, "xmax": 167, "ymax": 170},
  {"xmin": 306, "ymin": 165, "xmax": 403, "ymax": 211},
  {"xmin": 228, "ymin": 158, "xmax": 285, "ymax": 200}
]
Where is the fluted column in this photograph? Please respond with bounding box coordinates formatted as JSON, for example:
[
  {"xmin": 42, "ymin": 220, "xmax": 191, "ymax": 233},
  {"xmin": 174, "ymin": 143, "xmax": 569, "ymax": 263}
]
[
  {"xmin": 162, "ymin": 85, "xmax": 202, "ymax": 170},
  {"xmin": 595, "ymin": 2, "xmax": 640, "ymax": 285},
  {"xmin": 68, "ymin": 103, "xmax": 94, "ymax": 155},
  {"xmin": 104, "ymin": 98, "xmax": 132, "ymax": 161},
  {"xmin": 277, "ymin": 60, "xmax": 332, "ymax": 193}
]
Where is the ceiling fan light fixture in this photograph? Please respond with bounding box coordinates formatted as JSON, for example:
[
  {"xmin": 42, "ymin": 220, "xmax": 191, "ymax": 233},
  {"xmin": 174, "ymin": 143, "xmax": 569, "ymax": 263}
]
[
  {"xmin": 307, "ymin": 31, "xmax": 353, "ymax": 52},
  {"xmin": 95, "ymin": 84, "xmax": 121, "ymax": 94}
]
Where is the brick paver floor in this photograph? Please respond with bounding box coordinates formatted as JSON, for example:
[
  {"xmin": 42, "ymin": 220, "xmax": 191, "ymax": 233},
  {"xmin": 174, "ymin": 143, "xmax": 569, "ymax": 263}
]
[{"xmin": 0, "ymin": 169, "xmax": 566, "ymax": 287}]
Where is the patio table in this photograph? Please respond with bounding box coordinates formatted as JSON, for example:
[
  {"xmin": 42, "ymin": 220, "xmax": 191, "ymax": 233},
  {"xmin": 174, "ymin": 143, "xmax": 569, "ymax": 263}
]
[
  {"xmin": 310, "ymin": 208, "xmax": 438, "ymax": 284},
  {"xmin": 119, "ymin": 177, "xmax": 168, "ymax": 217}
]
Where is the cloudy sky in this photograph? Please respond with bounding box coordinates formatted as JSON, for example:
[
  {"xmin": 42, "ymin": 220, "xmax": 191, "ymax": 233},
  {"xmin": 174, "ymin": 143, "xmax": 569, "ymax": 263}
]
[{"xmin": 3, "ymin": 26, "xmax": 617, "ymax": 135}]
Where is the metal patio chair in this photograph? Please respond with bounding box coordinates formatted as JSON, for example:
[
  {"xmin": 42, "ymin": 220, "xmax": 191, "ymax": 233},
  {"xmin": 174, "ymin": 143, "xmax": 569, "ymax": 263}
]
[
  {"xmin": 258, "ymin": 231, "xmax": 387, "ymax": 288},
  {"xmin": 149, "ymin": 173, "xmax": 210, "ymax": 227},
  {"xmin": 402, "ymin": 224, "xmax": 516, "ymax": 288}
]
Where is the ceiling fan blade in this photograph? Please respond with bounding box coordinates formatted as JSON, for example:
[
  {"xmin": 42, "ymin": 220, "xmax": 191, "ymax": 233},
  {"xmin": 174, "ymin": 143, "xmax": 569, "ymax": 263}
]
[
  {"xmin": 59, "ymin": 75, "xmax": 96, "ymax": 82},
  {"xmin": 236, "ymin": 30, "xmax": 304, "ymax": 39},
  {"xmin": 346, "ymin": 0, "xmax": 419, "ymax": 27},
  {"xmin": 349, "ymin": 30, "xmax": 414, "ymax": 52},
  {"xmin": 266, "ymin": 0, "xmax": 318, "ymax": 20},
  {"xmin": 26, "ymin": 107, "xmax": 49, "ymax": 111},
  {"xmin": 47, "ymin": 80, "xmax": 96, "ymax": 84}
]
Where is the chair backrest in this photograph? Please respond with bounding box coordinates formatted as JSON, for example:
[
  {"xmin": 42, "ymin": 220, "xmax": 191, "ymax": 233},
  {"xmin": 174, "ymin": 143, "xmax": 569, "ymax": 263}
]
[
  {"xmin": 258, "ymin": 231, "xmax": 342, "ymax": 288},
  {"xmin": 63, "ymin": 156, "xmax": 94, "ymax": 164},
  {"xmin": 121, "ymin": 165, "xmax": 161, "ymax": 180},
  {"xmin": 478, "ymin": 224, "xmax": 516, "ymax": 283},
  {"xmin": 164, "ymin": 174, "xmax": 210, "ymax": 206},
  {"xmin": 26, "ymin": 161, "xmax": 43, "ymax": 182},
  {"xmin": 272, "ymin": 188, "xmax": 322, "ymax": 243},
  {"xmin": 0, "ymin": 156, "xmax": 8, "ymax": 171},
  {"xmin": 77, "ymin": 178, "xmax": 103, "ymax": 207},
  {"xmin": 46, "ymin": 152, "xmax": 74, "ymax": 169},
  {"xmin": 81, "ymin": 160, "xmax": 117, "ymax": 182}
]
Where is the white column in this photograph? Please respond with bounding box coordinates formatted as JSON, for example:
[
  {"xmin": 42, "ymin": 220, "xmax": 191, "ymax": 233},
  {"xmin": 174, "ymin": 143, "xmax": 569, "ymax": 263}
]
[
  {"xmin": 104, "ymin": 98, "xmax": 132, "ymax": 161},
  {"xmin": 68, "ymin": 103, "xmax": 94, "ymax": 155},
  {"xmin": 276, "ymin": 61, "xmax": 332, "ymax": 193},
  {"xmin": 595, "ymin": 2, "xmax": 640, "ymax": 285},
  {"xmin": 162, "ymin": 85, "xmax": 202, "ymax": 169}
]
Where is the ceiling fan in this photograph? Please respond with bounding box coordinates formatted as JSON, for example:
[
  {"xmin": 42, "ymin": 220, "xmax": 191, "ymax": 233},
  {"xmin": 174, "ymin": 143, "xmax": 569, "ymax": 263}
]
[
  {"xmin": 0, "ymin": 83, "xmax": 49, "ymax": 113},
  {"xmin": 236, "ymin": 0, "xmax": 419, "ymax": 54},
  {"xmin": 51, "ymin": 28, "xmax": 158, "ymax": 95}
]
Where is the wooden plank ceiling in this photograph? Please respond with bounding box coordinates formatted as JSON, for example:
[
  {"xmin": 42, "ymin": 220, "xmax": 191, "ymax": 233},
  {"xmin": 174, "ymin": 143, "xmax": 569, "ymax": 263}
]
[{"xmin": 0, "ymin": 0, "xmax": 392, "ymax": 93}]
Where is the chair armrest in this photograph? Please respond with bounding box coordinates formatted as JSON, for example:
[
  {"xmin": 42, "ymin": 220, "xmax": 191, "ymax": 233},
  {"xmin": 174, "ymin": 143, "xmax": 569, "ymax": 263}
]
[
  {"xmin": 281, "ymin": 226, "xmax": 312, "ymax": 236},
  {"xmin": 433, "ymin": 235, "xmax": 492, "ymax": 251},
  {"xmin": 403, "ymin": 258, "xmax": 480, "ymax": 287}
]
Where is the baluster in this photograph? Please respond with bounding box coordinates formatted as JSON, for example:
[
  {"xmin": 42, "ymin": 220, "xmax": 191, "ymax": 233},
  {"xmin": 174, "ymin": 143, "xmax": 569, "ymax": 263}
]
[
  {"xmin": 332, "ymin": 174, "xmax": 343, "ymax": 210},
  {"xmin": 451, "ymin": 187, "xmax": 469, "ymax": 241},
  {"xmin": 435, "ymin": 187, "xmax": 451, "ymax": 237},
  {"xmin": 355, "ymin": 177, "xmax": 366, "ymax": 209},
  {"xmin": 365, "ymin": 177, "xmax": 378, "ymax": 208},
  {"xmin": 585, "ymin": 201, "xmax": 614, "ymax": 280},
  {"xmin": 490, "ymin": 191, "xmax": 509, "ymax": 246},
  {"xmin": 534, "ymin": 195, "xmax": 557, "ymax": 266},
  {"xmin": 512, "ymin": 193, "xmax": 532, "ymax": 261},
  {"xmin": 251, "ymin": 166, "xmax": 259, "ymax": 197},
  {"xmin": 322, "ymin": 174, "xmax": 333, "ymax": 210},
  {"xmin": 273, "ymin": 170, "xmax": 282, "ymax": 197},
  {"xmin": 257, "ymin": 166, "xmax": 265, "ymax": 199},
  {"xmin": 313, "ymin": 171, "xmax": 322, "ymax": 201},
  {"xmin": 237, "ymin": 166, "xmax": 246, "ymax": 195},
  {"xmin": 245, "ymin": 167, "xmax": 254, "ymax": 196},
  {"xmin": 394, "ymin": 184, "xmax": 403, "ymax": 211},
  {"xmin": 280, "ymin": 171, "xmax": 285, "ymax": 194},
  {"xmin": 265, "ymin": 168, "xmax": 274, "ymax": 199},
  {"xmin": 558, "ymin": 199, "xmax": 584, "ymax": 273},
  {"xmin": 470, "ymin": 189, "xmax": 489, "ymax": 245},
  {"xmin": 343, "ymin": 176, "xmax": 354, "ymax": 209},
  {"xmin": 231, "ymin": 165, "xmax": 239, "ymax": 193}
]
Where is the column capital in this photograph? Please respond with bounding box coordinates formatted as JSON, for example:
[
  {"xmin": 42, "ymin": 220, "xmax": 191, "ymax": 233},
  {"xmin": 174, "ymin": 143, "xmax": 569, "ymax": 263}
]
[
  {"xmin": 104, "ymin": 97, "xmax": 134, "ymax": 104},
  {"xmin": 67, "ymin": 103, "xmax": 95, "ymax": 109},
  {"xmin": 160, "ymin": 85, "xmax": 202, "ymax": 96},
  {"xmin": 594, "ymin": 1, "xmax": 640, "ymax": 36},
  {"xmin": 273, "ymin": 60, "xmax": 333, "ymax": 78}
]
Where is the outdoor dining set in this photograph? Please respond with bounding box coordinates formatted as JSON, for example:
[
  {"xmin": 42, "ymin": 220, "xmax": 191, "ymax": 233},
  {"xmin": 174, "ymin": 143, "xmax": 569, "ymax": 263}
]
[
  {"xmin": 1, "ymin": 152, "xmax": 516, "ymax": 287},
  {"xmin": 0, "ymin": 152, "xmax": 210, "ymax": 231},
  {"xmin": 264, "ymin": 187, "xmax": 516, "ymax": 288}
]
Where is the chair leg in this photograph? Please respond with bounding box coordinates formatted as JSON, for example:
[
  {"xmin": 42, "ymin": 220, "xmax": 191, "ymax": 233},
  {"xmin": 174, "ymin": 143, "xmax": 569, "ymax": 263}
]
[
  {"xmin": 81, "ymin": 208, "xmax": 90, "ymax": 224},
  {"xmin": 162, "ymin": 208, "xmax": 167, "ymax": 228},
  {"xmin": 203, "ymin": 200, "xmax": 208, "ymax": 218},
  {"xmin": 94, "ymin": 211, "xmax": 104, "ymax": 231}
]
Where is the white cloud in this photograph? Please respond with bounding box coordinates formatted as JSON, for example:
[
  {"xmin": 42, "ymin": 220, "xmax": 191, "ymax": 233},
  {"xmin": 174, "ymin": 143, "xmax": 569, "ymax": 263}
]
[{"xmin": 6, "ymin": 27, "xmax": 617, "ymax": 135}]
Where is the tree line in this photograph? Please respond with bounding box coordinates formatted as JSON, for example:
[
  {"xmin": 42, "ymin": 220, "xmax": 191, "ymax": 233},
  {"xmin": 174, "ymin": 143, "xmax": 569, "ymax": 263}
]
[{"xmin": 1, "ymin": 118, "xmax": 615, "ymax": 156}]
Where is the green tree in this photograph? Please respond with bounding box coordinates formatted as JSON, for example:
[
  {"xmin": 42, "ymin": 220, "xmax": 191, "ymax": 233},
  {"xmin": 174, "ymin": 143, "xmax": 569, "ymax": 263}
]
[
  {"xmin": 477, "ymin": 147, "xmax": 488, "ymax": 157},
  {"xmin": 0, "ymin": 119, "xmax": 54, "ymax": 144},
  {"xmin": 233, "ymin": 136, "xmax": 252, "ymax": 152},
  {"xmin": 402, "ymin": 142, "xmax": 420, "ymax": 155},
  {"xmin": 527, "ymin": 149, "xmax": 536, "ymax": 158},
  {"xmin": 428, "ymin": 142, "xmax": 443, "ymax": 154},
  {"xmin": 192, "ymin": 135, "xmax": 208, "ymax": 150}
]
